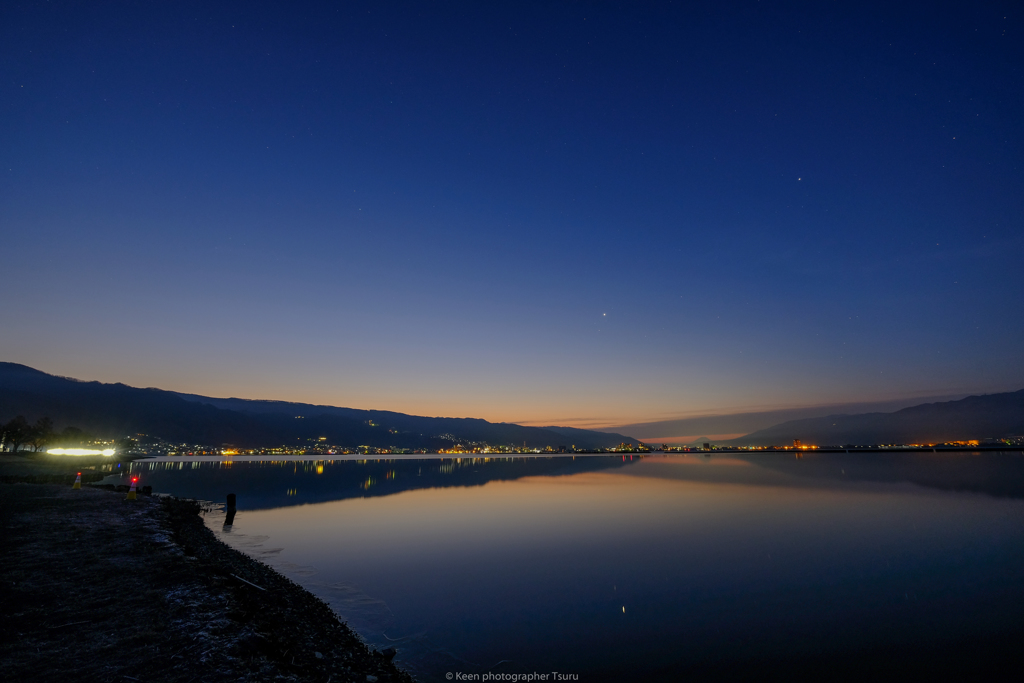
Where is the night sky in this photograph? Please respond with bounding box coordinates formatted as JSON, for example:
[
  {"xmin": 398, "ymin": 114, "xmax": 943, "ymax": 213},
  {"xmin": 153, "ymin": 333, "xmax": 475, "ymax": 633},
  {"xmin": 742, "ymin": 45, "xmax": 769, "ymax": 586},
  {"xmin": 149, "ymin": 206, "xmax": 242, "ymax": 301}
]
[{"xmin": 2, "ymin": 1, "xmax": 1022, "ymax": 429}]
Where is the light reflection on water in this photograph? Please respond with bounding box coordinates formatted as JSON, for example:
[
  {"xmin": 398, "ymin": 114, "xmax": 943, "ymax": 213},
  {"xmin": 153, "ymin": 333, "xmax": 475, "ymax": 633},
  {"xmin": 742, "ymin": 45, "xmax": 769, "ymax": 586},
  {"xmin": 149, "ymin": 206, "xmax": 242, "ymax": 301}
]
[{"xmin": 110, "ymin": 453, "xmax": 1024, "ymax": 681}]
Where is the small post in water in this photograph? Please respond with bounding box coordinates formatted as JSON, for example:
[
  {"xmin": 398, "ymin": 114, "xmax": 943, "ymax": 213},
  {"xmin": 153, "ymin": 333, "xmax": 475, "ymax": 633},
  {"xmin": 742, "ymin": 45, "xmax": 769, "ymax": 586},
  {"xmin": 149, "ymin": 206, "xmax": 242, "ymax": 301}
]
[{"xmin": 224, "ymin": 493, "xmax": 237, "ymax": 526}]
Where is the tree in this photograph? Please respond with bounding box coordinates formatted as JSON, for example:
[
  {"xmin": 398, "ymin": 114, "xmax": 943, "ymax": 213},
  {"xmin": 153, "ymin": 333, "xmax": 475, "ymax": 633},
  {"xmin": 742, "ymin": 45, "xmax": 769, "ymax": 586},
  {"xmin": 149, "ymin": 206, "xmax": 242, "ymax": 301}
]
[
  {"xmin": 2, "ymin": 416, "xmax": 31, "ymax": 453},
  {"xmin": 28, "ymin": 417, "xmax": 55, "ymax": 452}
]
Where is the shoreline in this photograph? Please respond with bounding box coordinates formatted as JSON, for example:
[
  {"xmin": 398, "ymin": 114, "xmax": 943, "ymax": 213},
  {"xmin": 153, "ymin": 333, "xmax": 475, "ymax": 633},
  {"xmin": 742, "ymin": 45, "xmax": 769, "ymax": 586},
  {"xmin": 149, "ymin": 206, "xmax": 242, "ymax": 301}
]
[{"xmin": 0, "ymin": 478, "xmax": 413, "ymax": 683}]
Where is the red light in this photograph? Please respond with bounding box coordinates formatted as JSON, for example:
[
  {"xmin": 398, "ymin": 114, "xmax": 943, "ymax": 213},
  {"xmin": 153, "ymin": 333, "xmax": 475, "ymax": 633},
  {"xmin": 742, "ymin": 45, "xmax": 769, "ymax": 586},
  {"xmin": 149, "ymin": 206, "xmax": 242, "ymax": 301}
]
[{"xmin": 132, "ymin": 477, "xmax": 138, "ymax": 482}]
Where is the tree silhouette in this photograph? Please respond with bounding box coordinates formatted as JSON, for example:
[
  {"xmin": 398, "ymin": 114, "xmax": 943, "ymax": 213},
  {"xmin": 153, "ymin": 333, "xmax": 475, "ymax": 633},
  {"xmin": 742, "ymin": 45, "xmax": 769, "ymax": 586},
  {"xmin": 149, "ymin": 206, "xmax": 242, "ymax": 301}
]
[
  {"xmin": 28, "ymin": 417, "xmax": 54, "ymax": 452},
  {"xmin": 2, "ymin": 415, "xmax": 31, "ymax": 452}
]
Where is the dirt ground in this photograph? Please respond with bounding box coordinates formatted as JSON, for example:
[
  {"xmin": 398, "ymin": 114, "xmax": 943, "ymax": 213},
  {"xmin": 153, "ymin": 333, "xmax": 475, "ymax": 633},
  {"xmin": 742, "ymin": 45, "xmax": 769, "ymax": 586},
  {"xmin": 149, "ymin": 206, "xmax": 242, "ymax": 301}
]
[
  {"xmin": 0, "ymin": 452, "xmax": 116, "ymax": 484},
  {"xmin": 0, "ymin": 477, "xmax": 413, "ymax": 683}
]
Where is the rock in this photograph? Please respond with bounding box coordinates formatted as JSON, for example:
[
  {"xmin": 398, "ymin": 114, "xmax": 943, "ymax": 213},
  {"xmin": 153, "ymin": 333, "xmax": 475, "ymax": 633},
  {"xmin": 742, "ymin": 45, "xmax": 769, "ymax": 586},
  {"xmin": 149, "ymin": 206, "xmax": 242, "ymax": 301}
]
[
  {"xmin": 367, "ymin": 676, "xmax": 378, "ymax": 682},
  {"xmin": 381, "ymin": 647, "xmax": 397, "ymax": 660},
  {"xmin": 314, "ymin": 651, "xmax": 323, "ymax": 659}
]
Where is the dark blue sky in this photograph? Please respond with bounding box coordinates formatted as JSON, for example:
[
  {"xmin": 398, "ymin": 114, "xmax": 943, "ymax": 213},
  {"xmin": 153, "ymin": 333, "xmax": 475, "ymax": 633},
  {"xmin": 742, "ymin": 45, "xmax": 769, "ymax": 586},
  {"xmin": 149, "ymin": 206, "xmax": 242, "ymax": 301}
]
[{"xmin": 2, "ymin": 1, "xmax": 1022, "ymax": 429}]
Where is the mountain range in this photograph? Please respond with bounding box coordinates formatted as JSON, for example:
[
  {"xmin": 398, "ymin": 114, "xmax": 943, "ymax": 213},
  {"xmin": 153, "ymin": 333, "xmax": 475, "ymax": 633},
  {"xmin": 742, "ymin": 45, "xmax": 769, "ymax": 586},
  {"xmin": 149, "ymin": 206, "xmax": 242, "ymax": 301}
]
[
  {"xmin": 722, "ymin": 390, "xmax": 1024, "ymax": 446},
  {"xmin": 0, "ymin": 363, "xmax": 637, "ymax": 450},
  {"xmin": 3, "ymin": 362, "xmax": 1021, "ymax": 449}
]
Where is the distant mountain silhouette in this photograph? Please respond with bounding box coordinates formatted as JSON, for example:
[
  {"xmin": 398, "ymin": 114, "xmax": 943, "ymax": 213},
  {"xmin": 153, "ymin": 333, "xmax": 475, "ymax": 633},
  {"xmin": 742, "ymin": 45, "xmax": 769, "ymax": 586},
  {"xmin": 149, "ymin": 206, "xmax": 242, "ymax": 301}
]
[
  {"xmin": 604, "ymin": 394, "xmax": 971, "ymax": 442},
  {"xmin": 727, "ymin": 390, "xmax": 1024, "ymax": 446},
  {"xmin": 539, "ymin": 425, "xmax": 635, "ymax": 445},
  {"xmin": 0, "ymin": 363, "xmax": 637, "ymax": 450}
]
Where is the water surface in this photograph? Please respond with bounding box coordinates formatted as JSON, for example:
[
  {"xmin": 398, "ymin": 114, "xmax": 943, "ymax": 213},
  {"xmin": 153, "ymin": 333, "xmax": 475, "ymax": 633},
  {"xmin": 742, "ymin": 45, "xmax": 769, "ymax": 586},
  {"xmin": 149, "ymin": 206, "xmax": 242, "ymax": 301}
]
[{"xmin": 114, "ymin": 453, "xmax": 1024, "ymax": 681}]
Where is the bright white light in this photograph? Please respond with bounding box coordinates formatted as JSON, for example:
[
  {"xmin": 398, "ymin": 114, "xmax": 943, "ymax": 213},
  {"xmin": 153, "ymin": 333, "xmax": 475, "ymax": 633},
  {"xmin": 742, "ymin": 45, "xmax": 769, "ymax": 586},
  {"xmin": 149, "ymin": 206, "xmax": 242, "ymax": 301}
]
[{"xmin": 47, "ymin": 448, "xmax": 116, "ymax": 456}]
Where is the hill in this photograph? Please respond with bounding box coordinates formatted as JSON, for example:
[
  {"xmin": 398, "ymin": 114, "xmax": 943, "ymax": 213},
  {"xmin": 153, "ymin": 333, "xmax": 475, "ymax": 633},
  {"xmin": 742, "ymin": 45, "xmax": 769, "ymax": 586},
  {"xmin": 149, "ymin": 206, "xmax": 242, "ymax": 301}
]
[
  {"xmin": 0, "ymin": 363, "xmax": 637, "ymax": 450},
  {"xmin": 727, "ymin": 390, "xmax": 1024, "ymax": 446}
]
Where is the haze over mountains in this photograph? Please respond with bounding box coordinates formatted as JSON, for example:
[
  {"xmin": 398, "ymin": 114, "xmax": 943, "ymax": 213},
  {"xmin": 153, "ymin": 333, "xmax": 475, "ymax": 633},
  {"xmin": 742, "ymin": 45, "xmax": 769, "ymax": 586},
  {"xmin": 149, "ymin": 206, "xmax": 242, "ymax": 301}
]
[
  {"xmin": 0, "ymin": 363, "xmax": 636, "ymax": 450},
  {"xmin": 607, "ymin": 393, "xmax": 1024, "ymax": 447},
  {"xmin": 607, "ymin": 395, "xmax": 974, "ymax": 443}
]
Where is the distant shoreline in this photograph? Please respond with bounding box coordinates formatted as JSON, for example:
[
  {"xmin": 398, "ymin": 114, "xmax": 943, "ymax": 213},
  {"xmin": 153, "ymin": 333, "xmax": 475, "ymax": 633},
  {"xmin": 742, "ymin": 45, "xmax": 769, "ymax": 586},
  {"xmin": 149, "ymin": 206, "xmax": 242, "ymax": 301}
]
[{"xmin": 115, "ymin": 444, "xmax": 1024, "ymax": 462}]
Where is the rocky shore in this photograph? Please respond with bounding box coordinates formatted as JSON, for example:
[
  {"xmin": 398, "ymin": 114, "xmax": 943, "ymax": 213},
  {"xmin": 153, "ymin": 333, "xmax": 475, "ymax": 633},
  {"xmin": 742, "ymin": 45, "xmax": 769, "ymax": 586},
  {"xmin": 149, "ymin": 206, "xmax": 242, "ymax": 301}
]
[{"xmin": 0, "ymin": 477, "xmax": 413, "ymax": 683}]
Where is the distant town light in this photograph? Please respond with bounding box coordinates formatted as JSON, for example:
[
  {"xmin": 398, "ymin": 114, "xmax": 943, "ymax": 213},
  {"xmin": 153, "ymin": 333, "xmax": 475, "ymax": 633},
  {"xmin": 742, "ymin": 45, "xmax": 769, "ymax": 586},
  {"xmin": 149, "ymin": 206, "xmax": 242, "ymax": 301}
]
[{"xmin": 47, "ymin": 448, "xmax": 116, "ymax": 456}]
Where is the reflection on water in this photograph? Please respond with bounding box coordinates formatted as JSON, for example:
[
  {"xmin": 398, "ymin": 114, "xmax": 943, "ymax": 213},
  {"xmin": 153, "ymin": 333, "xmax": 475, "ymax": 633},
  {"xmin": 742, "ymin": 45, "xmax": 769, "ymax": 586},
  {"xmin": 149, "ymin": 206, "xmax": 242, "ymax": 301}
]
[
  {"xmin": 114, "ymin": 454, "xmax": 640, "ymax": 510},
  {"xmin": 109, "ymin": 453, "xmax": 1024, "ymax": 681}
]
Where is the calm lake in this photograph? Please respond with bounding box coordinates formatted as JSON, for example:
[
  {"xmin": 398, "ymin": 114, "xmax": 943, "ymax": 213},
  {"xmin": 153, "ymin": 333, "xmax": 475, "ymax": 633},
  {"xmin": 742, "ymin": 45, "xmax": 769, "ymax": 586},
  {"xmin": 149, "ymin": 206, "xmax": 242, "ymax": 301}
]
[{"xmin": 110, "ymin": 452, "xmax": 1024, "ymax": 681}]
